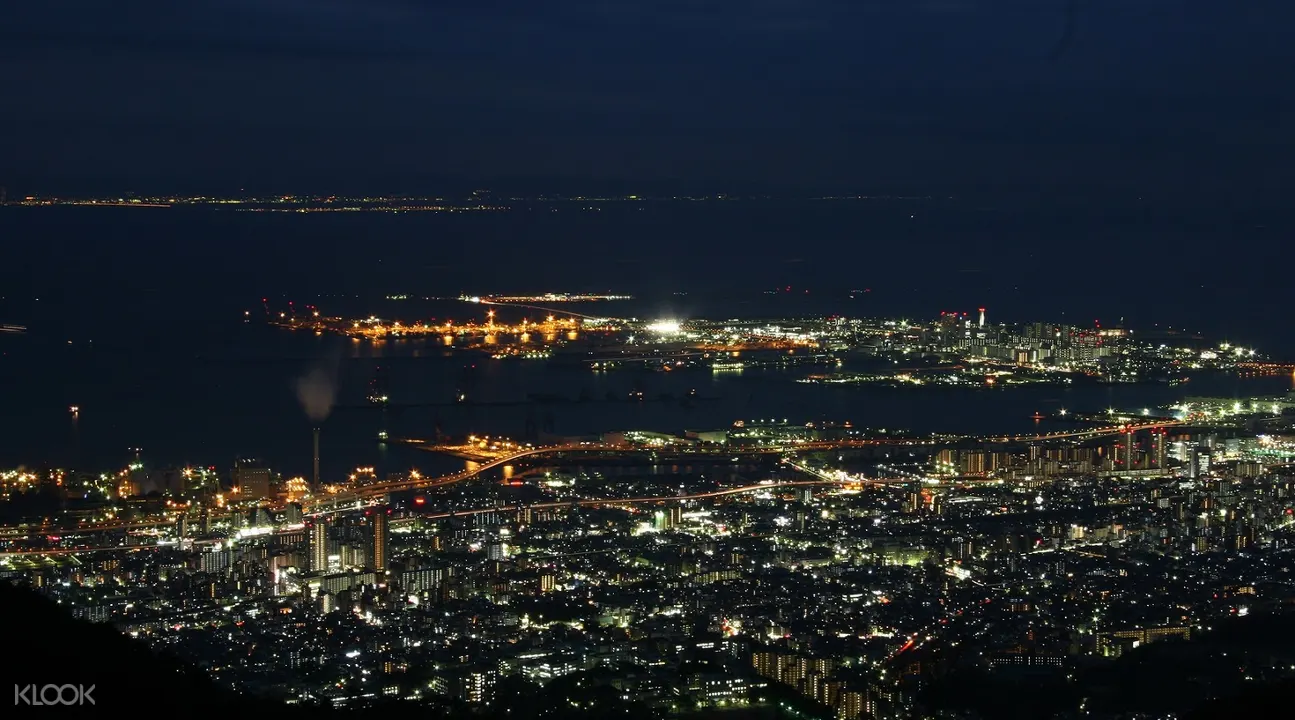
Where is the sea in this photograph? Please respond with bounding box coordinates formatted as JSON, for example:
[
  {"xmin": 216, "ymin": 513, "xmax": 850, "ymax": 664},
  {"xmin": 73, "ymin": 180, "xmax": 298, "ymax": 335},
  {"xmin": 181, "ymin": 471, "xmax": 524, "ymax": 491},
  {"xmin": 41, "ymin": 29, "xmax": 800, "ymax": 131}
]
[{"xmin": 1, "ymin": 199, "xmax": 1291, "ymax": 481}]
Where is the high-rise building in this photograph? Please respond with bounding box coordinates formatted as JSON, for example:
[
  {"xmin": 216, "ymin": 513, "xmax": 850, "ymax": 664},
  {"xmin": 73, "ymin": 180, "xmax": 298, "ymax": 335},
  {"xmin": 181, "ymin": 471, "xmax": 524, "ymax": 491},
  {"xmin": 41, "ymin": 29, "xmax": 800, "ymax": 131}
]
[
  {"xmin": 906, "ymin": 490, "xmax": 924, "ymax": 514},
  {"xmin": 487, "ymin": 541, "xmax": 509, "ymax": 560},
  {"xmin": 232, "ymin": 459, "xmax": 272, "ymax": 499},
  {"xmin": 370, "ymin": 509, "xmax": 389, "ymax": 571},
  {"xmin": 340, "ymin": 543, "xmax": 366, "ymax": 569},
  {"xmin": 1118, "ymin": 429, "xmax": 1137, "ymax": 469},
  {"xmin": 309, "ymin": 519, "xmax": 331, "ymax": 573},
  {"xmin": 1189, "ymin": 446, "xmax": 1211, "ymax": 480},
  {"xmin": 400, "ymin": 566, "xmax": 448, "ymax": 594},
  {"xmin": 1150, "ymin": 429, "xmax": 1167, "ymax": 469}
]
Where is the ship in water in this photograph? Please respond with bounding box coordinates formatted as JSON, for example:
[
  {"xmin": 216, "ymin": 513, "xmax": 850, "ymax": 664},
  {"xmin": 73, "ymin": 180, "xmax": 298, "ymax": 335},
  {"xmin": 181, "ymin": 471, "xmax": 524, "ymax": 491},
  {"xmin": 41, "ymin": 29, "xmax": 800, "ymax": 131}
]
[{"xmin": 367, "ymin": 367, "xmax": 390, "ymax": 405}]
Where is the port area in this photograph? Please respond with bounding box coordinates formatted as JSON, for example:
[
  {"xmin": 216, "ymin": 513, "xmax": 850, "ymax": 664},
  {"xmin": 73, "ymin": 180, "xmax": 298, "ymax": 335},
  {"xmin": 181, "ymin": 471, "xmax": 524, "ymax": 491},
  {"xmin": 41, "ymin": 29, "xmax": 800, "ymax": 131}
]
[{"xmin": 394, "ymin": 435, "xmax": 531, "ymax": 462}]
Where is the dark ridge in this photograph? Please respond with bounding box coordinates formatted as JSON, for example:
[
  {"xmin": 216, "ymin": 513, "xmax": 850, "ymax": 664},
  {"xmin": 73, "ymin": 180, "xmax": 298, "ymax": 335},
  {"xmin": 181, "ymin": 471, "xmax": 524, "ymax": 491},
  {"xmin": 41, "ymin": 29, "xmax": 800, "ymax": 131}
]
[
  {"xmin": 0, "ymin": 583, "xmax": 449, "ymax": 717},
  {"xmin": 1, "ymin": 581, "xmax": 262, "ymax": 713},
  {"xmin": 1187, "ymin": 678, "xmax": 1295, "ymax": 720},
  {"xmin": 0, "ymin": 582, "xmax": 654, "ymax": 719}
]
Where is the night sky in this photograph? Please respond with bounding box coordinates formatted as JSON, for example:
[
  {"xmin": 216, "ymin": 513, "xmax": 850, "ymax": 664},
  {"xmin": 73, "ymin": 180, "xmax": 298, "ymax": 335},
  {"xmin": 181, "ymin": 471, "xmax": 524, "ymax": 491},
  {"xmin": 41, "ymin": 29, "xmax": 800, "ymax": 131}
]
[{"xmin": 3, "ymin": 1, "xmax": 1292, "ymax": 196}]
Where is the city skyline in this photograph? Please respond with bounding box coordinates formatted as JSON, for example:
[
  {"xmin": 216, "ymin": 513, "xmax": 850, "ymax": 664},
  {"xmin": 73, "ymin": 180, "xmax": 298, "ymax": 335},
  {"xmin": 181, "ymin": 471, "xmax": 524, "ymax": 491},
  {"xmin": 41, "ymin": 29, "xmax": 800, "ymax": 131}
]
[{"xmin": 4, "ymin": 2, "xmax": 1294, "ymax": 717}]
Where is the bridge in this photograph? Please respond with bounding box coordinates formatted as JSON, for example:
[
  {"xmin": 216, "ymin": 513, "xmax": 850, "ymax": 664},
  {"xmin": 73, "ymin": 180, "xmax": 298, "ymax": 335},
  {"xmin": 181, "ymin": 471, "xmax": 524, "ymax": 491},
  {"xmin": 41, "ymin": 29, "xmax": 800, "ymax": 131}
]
[
  {"xmin": 414, "ymin": 478, "xmax": 854, "ymax": 520},
  {"xmin": 0, "ymin": 543, "xmax": 212, "ymax": 559},
  {"xmin": 1237, "ymin": 362, "xmax": 1295, "ymax": 370},
  {"xmin": 305, "ymin": 439, "xmax": 939, "ymax": 514},
  {"xmin": 279, "ymin": 424, "xmax": 1187, "ymax": 515},
  {"xmin": 0, "ymin": 479, "xmax": 855, "ymax": 556},
  {"xmin": 0, "ymin": 517, "xmax": 185, "ymax": 539},
  {"xmin": 988, "ymin": 419, "xmax": 1185, "ymax": 443},
  {"xmin": 0, "ymin": 422, "xmax": 1178, "ymax": 539},
  {"xmin": 785, "ymin": 458, "xmax": 935, "ymax": 488},
  {"xmin": 308, "ymin": 443, "xmax": 624, "ymax": 511}
]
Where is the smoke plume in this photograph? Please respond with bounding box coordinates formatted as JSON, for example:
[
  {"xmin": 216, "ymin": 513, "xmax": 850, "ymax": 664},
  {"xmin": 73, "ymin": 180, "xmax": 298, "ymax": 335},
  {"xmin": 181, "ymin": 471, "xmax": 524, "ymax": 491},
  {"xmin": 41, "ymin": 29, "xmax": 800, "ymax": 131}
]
[{"xmin": 295, "ymin": 358, "xmax": 339, "ymax": 423}]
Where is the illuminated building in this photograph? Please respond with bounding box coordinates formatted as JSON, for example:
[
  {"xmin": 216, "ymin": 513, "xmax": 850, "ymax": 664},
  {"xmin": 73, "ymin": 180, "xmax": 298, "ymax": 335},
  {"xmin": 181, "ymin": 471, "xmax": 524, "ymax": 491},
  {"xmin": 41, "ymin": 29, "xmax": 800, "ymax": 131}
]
[
  {"xmin": 232, "ymin": 460, "xmax": 272, "ymax": 500},
  {"xmin": 400, "ymin": 567, "xmax": 448, "ymax": 594},
  {"xmin": 1096, "ymin": 626, "xmax": 1191, "ymax": 657},
  {"xmin": 837, "ymin": 689, "xmax": 872, "ymax": 720},
  {"xmin": 487, "ymin": 541, "xmax": 509, "ymax": 560},
  {"xmin": 653, "ymin": 506, "xmax": 682, "ymax": 531},
  {"xmin": 1189, "ymin": 446, "xmax": 1210, "ymax": 480},
  {"xmin": 370, "ymin": 508, "xmax": 389, "ymax": 571},
  {"xmin": 309, "ymin": 518, "xmax": 331, "ymax": 572},
  {"xmin": 200, "ymin": 549, "xmax": 232, "ymax": 574},
  {"xmin": 431, "ymin": 669, "xmax": 497, "ymax": 705},
  {"xmin": 1117, "ymin": 428, "xmax": 1137, "ymax": 469},
  {"xmin": 1150, "ymin": 428, "xmax": 1167, "ymax": 469}
]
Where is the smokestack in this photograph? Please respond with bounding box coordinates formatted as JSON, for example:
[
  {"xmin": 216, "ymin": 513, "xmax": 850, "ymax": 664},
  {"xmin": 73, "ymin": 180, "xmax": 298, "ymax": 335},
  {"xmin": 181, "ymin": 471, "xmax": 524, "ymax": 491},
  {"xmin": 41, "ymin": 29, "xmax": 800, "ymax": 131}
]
[
  {"xmin": 312, "ymin": 427, "xmax": 321, "ymax": 488},
  {"xmin": 978, "ymin": 307, "xmax": 986, "ymax": 328}
]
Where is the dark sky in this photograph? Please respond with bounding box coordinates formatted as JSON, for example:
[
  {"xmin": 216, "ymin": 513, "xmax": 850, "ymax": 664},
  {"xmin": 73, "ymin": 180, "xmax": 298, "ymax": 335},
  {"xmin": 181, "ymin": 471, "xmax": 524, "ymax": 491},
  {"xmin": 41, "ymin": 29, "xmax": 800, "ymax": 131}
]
[{"xmin": 1, "ymin": 0, "xmax": 1292, "ymax": 194}]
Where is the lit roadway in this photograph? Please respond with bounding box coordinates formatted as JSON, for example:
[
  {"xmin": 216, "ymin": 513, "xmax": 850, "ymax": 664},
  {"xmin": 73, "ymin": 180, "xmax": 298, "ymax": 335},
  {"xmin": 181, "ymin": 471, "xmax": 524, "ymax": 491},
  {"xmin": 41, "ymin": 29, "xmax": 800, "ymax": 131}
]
[
  {"xmin": 412, "ymin": 478, "xmax": 854, "ymax": 520},
  {"xmin": 308, "ymin": 421, "xmax": 1178, "ymax": 512},
  {"xmin": 0, "ymin": 422, "xmax": 1178, "ymax": 542},
  {"xmin": 782, "ymin": 458, "xmax": 957, "ymax": 488},
  {"xmin": 985, "ymin": 419, "xmax": 1185, "ymax": 443},
  {"xmin": 306, "ymin": 443, "xmax": 633, "ymax": 514},
  {"xmin": 0, "ymin": 480, "xmax": 853, "ymax": 557},
  {"xmin": 0, "ymin": 544, "xmax": 200, "ymax": 558}
]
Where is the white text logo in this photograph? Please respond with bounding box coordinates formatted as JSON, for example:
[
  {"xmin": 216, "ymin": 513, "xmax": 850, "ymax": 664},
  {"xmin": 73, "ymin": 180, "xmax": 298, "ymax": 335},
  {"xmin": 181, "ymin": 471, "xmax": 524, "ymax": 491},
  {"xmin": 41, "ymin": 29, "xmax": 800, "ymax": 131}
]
[{"xmin": 13, "ymin": 684, "xmax": 95, "ymax": 706}]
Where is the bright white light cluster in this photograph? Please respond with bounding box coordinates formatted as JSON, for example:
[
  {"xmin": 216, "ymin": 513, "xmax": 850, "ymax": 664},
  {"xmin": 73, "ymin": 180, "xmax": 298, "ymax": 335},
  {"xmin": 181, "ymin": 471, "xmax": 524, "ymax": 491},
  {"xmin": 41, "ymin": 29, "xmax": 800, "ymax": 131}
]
[{"xmin": 648, "ymin": 320, "xmax": 681, "ymax": 334}]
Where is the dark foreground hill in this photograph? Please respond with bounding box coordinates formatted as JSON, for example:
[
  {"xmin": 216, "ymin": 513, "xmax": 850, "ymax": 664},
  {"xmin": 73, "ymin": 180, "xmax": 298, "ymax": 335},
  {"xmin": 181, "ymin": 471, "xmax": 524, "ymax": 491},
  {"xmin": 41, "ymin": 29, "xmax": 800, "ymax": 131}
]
[
  {"xmin": 0, "ymin": 583, "xmax": 649, "ymax": 719},
  {"xmin": 2, "ymin": 581, "xmax": 275, "ymax": 714}
]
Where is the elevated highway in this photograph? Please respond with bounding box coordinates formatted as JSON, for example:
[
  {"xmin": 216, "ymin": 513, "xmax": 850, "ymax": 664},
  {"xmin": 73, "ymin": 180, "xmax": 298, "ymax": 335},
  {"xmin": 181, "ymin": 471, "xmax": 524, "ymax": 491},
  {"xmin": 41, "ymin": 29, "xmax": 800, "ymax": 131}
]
[
  {"xmin": 330, "ymin": 478, "xmax": 856, "ymax": 521},
  {"xmin": 0, "ymin": 422, "xmax": 1179, "ymax": 536},
  {"xmin": 0, "ymin": 479, "xmax": 850, "ymax": 557}
]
